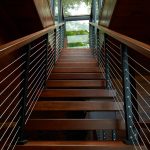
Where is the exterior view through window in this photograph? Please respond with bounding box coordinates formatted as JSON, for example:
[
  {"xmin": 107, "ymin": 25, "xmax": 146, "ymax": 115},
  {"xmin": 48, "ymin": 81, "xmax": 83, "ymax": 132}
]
[
  {"xmin": 66, "ymin": 21, "xmax": 89, "ymax": 48},
  {"xmin": 62, "ymin": 0, "xmax": 92, "ymax": 48}
]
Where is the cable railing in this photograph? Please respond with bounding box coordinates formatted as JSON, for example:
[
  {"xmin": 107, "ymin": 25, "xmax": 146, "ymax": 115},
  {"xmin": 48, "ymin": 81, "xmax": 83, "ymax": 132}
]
[
  {"xmin": 0, "ymin": 23, "xmax": 65, "ymax": 150},
  {"xmin": 89, "ymin": 22, "xmax": 150, "ymax": 150}
]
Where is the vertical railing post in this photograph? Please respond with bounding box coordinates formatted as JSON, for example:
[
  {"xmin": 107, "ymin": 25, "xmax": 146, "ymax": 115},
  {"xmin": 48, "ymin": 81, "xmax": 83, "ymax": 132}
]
[
  {"xmin": 64, "ymin": 22, "xmax": 67, "ymax": 48},
  {"xmin": 61, "ymin": 25, "xmax": 64, "ymax": 48},
  {"xmin": 45, "ymin": 33, "xmax": 49, "ymax": 85},
  {"xmin": 62, "ymin": 24, "xmax": 65, "ymax": 48},
  {"xmin": 97, "ymin": 28, "xmax": 100, "ymax": 65},
  {"xmin": 18, "ymin": 44, "xmax": 31, "ymax": 144},
  {"xmin": 93, "ymin": 26, "xmax": 95, "ymax": 56},
  {"xmin": 104, "ymin": 34, "xmax": 110, "ymax": 89},
  {"xmin": 59, "ymin": 26, "xmax": 62, "ymax": 49},
  {"xmin": 63, "ymin": 24, "xmax": 65, "ymax": 48},
  {"xmin": 89, "ymin": 24, "xmax": 91, "ymax": 49},
  {"xmin": 90, "ymin": 25, "xmax": 92, "ymax": 49},
  {"xmin": 92, "ymin": 26, "xmax": 95, "ymax": 56},
  {"xmin": 94, "ymin": 27, "xmax": 97, "ymax": 57},
  {"xmin": 121, "ymin": 44, "xmax": 138, "ymax": 144},
  {"xmin": 54, "ymin": 28, "xmax": 57, "ymax": 64},
  {"xmin": 61, "ymin": 25, "xmax": 63, "ymax": 49},
  {"xmin": 112, "ymin": 130, "xmax": 117, "ymax": 141},
  {"xmin": 59, "ymin": 26, "xmax": 61, "ymax": 50},
  {"xmin": 59, "ymin": 26, "xmax": 61, "ymax": 54},
  {"xmin": 102, "ymin": 130, "xmax": 106, "ymax": 140},
  {"xmin": 61, "ymin": 25, "xmax": 63, "ymax": 48}
]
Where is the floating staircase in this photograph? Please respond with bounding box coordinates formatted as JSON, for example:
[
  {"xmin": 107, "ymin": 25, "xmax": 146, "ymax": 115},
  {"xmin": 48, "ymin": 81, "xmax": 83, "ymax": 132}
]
[{"xmin": 15, "ymin": 48, "xmax": 138, "ymax": 150}]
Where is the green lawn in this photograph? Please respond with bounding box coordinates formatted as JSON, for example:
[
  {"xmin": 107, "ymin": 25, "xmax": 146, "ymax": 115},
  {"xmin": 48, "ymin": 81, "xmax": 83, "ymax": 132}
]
[{"xmin": 66, "ymin": 30, "xmax": 89, "ymax": 36}]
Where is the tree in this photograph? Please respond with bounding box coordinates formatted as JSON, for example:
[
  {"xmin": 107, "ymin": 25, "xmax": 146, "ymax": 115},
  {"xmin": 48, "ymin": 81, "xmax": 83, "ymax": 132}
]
[{"xmin": 62, "ymin": 0, "xmax": 92, "ymax": 16}]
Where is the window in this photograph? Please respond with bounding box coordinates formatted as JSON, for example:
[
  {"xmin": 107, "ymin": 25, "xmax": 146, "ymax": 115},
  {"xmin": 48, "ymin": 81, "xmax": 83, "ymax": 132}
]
[
  {"xmin": 66, "ymin": 21, "xmax": 89, "ymax": 48},
  {"xmin": 63, "ymin": 0, "xmax": 92, "ymax": 17}
]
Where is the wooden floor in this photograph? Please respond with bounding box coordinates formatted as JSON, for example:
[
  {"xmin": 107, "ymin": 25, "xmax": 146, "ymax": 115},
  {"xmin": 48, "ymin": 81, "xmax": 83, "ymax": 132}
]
[{"xmin": 15, "ymin": 48, "xmax": 135, "ymax": 150}]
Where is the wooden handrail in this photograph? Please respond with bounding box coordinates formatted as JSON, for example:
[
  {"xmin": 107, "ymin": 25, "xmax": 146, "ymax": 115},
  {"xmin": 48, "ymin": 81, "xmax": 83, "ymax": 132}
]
[
  {"xmin": 0, "ymin": 23, "xmax": 64, "ymax": 58},
  {"xmin": 90, "ymin": 22, "xmax": 150, "ymax": 58}
]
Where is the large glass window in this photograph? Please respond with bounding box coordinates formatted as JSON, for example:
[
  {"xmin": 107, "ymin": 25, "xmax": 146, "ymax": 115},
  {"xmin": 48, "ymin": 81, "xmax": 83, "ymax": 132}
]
[
  {"xmin": 56, "ymin": 0, "xmax": 102, "ymax": 48},
  {"xmin": 62, "ymin": 0, "xmax": 92, "ymax": 16},
  {"xmin": 66, "ymin": 21, "xmax": 89, "ymax": 48}
]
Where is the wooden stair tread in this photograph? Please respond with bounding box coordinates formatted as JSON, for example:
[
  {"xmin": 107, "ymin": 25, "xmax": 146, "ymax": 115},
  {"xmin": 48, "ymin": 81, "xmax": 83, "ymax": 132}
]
[
  {"xmin": 57, "ymin": 59, "xmax": 97, "ymax": 63},
  {"xmin": 60, "ymin": 54, "xmax": 92, "ymax": 56},
  {"xmin": 62, "ymin": 48, "xmax": 91, "ymax": 51},
  {"xmin": 49, "ymin": 73, "xmax": 104, "ymax": 80},
  {"xmin": 59, "ymin": 56, "xmax": 94, "ymax": 59},
  {"xmin": 60, "ymin": 52, "xmax": 92, "ymax": 55},
  {"xmin": 46, "ymin": 80, "xmax": 105, "ymax": 88},
  {"xmin": 26, "ymin": 119, "xmax": 124, "ymax": 130},
  {"xmin": 34, "ymin": 101, "xmax": 123, "ymax": 111},
  {"xmin": 40, "ymin": 89, "xmax": 116, "ymax": 98},
  {"xmin": 15, "ymin": 141, "xmax": 138, "ymax": 150},
  {"xmin": 59, "ymin": 55, "xmax": 96, "ymax": 59},
  {"xmin": 60, "ymin": 53, "xmax": 92, "ymax": 55},
  {"xmin": 61, "ymin": 49, "xmax": 92, "ymax": 53},
  {"xmin": 16, "ymin": 140, "xmax": 125, "ymax": 145},
  {"xmin": 52, "ymin": 68, "xmax": 101, "ymax": 73},
  {"xmin": 55, "ymin": 62, "xmax": 98, "ymax": 67}
]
